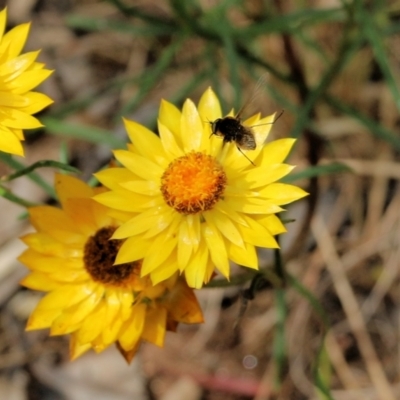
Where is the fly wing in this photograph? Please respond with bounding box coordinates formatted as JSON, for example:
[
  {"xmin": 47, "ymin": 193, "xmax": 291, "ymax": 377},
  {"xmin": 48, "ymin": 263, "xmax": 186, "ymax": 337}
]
[
  {"xmin": 235, "ymin": 74, "xmax": 269, "ymax": 120},
  {"xmin": 237, "ymin": 126, "xmax": 256, "ymax": 150}
]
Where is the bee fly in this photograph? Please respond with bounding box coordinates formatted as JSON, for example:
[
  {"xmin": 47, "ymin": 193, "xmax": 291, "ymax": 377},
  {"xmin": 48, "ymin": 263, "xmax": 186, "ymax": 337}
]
[
  {"xmin": 210, "ymin": 115, "xmax": 257, "ymax": 164},
  {"xmin": 209, "ymin": 76, "xmax": 282, "ymax": 165},
  {"xmin": 210, "ymin": 108, "xmax": 283, "ymax": 166}
]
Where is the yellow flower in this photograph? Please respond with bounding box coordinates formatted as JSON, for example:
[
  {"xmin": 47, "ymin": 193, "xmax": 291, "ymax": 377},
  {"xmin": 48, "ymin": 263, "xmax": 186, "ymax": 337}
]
[
  {"xmin": 0, "ymin": 8, "xmax": 53, "ymax": 156},
  {"xmin": 94, "ymin": 88, "xmax": 307, "ymax": 289},
  {"xmin": 19, "ymin": 174, "xmax": 203, "ymax": 362}
]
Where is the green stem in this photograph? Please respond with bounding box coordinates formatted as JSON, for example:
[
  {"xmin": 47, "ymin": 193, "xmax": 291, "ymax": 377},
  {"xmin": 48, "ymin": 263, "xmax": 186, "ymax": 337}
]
[
  {"xmin": 0, "ymin": 154, "xmax": 56, "ymax": 198},
  {"xmin": 0, "ymin": 184, "xmax": 37, "ymax": 208},
  {"xmin": 3, "ymin": 160, "xmax": 80, "ymax": 182}
]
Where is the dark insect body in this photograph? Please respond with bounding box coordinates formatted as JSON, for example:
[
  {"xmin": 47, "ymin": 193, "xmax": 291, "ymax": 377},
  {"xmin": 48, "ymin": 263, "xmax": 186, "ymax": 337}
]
[
  {"xmin": 210, "ymin": 115, "xmax": 257, "ymax": 165},
  {"xmin": 211, "ymin": 116, "xmax": 256, "ymax": 151}
]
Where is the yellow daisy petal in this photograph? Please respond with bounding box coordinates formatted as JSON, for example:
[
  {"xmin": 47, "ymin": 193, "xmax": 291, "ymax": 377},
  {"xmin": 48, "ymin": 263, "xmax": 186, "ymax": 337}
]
[
  {"xmin": 0, "ymin": 23, "xmax": 30, "ymax": 60},
  {"xmin": 239, "ymin": 164, "xmax": 295, "ymax": 188},
  {"xmin": 0, "ymin": 92, "xmax": 29, "ymax": 107},
  {"xmin": 55, "ymin": 174, "xmax": 93, "ymax": 206},
  {"xmin": 17, "ymin": 92, "xmax": 53, "ymax": 114},
  {"xmin": 112, "ymin": 207, "xmax": 168, "ymax": 239},
  {"xmin": 158, "ymin": 120, "xmax": 184, "ymax": 160},
  {"xmin": 224, "ymin": 196, "xmax": 283, "ymax": 214},
  {"xmin": 141, "ymin": 234, "xmax": 178, "ymax": 276},
  {"xmin": 204, "ymin": 209, "xmax": 244, "ymax": 247},
  {"xmin": 8, "ymin": 69, "xmax": 53, "ymax": 94},
  {"xmin": 51, "ymin": 292, "xmax": 102, "ymax": 336},
  {"xmin": 202, "ymin": 221, "xmax": 230, "ymax": 278},
  {"xmin": 95, "ymin": 167, "xmax": 136, "ymax": 190},
  {"xmin": 0, "ymin": 126, "xmax": 23, "ymax": 155},
  {"xmin": 258, "ymin": 138, "xmax": 296, "ymax": 166},
  {"xmin": 63, "ymin": 198, "xmax": 100, "ymax": 236},
  {"xmin": 123, "ymin": 118, "xmax": 165, "ymax": 163},
  {"xmin": 159, "ymin": 99, "xmax": 182, "ymax": 144},
  {"xmin": 259, "ymin": 183, "xmax": 308, "ymax": 205},
  {"xmin": 177, "ymin": 218, "xmax": 195, "ymax": 270},
  {"xmin": 180, "ymin": 98, "xmax": 204, "ymax": 152},
  {"xmin": 100, "ymin": 290, "xmax": 122, "ymax": 344},
  {"xmin": 114, "ymin": 235, "xmax": 149, "ymax": 264},
  {"xmin": 114, "ymin": 149, "xmax": 163, "ymax": 181},
  {"xmin": 198, "ymin": 87, "xmax": 222, "ymax": 125},
  {"xmin": 75, "ymin": 302, "xmax": 107, "ymax": 344},
  {"xmin": 183, "ymin": 241, "xmax": 208, "ymax": 289},
  {"xmin": 20, "ymin": 272, "xmax": 62, "ymax": 291},
  {"xmin": 118, "ymin": 290, "xmax": 134, "ymax": 321},
  {"xmin": 149, "ymin": 252, "xmax": 180, "ymax": 286},
  {"xmin": 0, "ymin": 50, "xmax": 39, "ymax": 79},
  {"xmin": 238, "ymin": 216, "xmax": 279, "ymax": 248},
  {"xmin": 18, "ymin": 249, "xmax": 82, "ymax": 273},
  {"xmin": 0, "ymin": 107, "xmax": 43, "ymax": 129},
  {"xmin": 26, "ymin": 306, "xmax": 61, "ymax": 330},
  {"xmin": 228, "ymin": 241, "xmax": 258, "ymax": 269},
  {"xmin": 255, "ymin": 214, "xmax": 287, "ymax": 235},
  {"xmin": 29, "ymin": 206, "xmax": 84, "ymax": 243},
  {"xmin": 94, "ymin": 189, "xmax": 158, "ymax": 213},
  {"xmin": 36, "ymin": 282, "xmax": 96, "ymax": 311},
  {"xmin": 119, "ymin": 303, "xmax": 146, "ymax": 350},
  {"xmin": 70, "ymin": 334, "xmax": 91, "ymax": 360},
  {"xmin": 252, "ymin": 113, "xmax": 275, "ymax": 147}
]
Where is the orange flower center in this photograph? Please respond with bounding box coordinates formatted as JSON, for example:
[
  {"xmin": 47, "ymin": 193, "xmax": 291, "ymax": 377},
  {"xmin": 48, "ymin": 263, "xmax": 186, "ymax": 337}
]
[
  {"xmin": 83, "ymin": 226, "xmax": 141, "ymax": 287},
  {"xmin": 160, "ymin": 152, "xmax": 227, "ymax": 215}
]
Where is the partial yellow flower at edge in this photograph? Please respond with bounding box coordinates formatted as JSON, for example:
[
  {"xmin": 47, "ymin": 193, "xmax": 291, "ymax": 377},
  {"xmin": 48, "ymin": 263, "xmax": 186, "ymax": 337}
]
[
  {"xmin": 94, "ymin": 87, "xmax": 308, "ymax": 289},
  {"xmin": 0, "ymin": 8, "xmax": 53, "ymax": 156},
  {"xmin": 19, "ymin": 174, "xmax": 203, "ymax": 363}
]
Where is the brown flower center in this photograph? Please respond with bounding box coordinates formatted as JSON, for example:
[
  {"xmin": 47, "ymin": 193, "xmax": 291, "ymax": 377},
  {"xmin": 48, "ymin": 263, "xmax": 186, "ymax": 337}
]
[
  {"xmin": 83, "ymin": 226, "xmax": 140, "ymax": 287},
  {"xmin": 160, "ymin": 152, "xmax": 227, "ymax": 215}
]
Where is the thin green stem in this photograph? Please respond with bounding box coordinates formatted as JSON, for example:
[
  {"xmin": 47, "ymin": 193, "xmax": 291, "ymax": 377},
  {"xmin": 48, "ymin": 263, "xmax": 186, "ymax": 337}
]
[
  {"xmin": 0, "ymin": 184, "xmax": 37, "ymax": 208},
  {"xmin": 3, "ymin": 160, "xmax": 80, "ymax": 182},
  {"xmin": 0, "ymin": 154, "xmax": 56, "ymax": 198}
]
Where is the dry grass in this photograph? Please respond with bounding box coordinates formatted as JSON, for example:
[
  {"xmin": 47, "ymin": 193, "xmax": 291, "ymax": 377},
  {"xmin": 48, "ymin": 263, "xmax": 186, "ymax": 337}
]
[{"xmin": 0, "ymin": 0, "xmax": 399, "ymax": 399}]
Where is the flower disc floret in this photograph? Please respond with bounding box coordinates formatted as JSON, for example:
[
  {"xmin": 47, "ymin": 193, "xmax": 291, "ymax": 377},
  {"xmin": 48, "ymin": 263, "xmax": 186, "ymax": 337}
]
[
  {"xmin": 161, "ymin": 151, "xmax": 227, "ymax": 214},
  {"xmin": 84, "ymin": 226, "xmax": 140, "ymax": 287}
]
